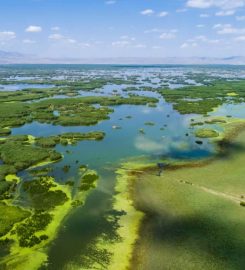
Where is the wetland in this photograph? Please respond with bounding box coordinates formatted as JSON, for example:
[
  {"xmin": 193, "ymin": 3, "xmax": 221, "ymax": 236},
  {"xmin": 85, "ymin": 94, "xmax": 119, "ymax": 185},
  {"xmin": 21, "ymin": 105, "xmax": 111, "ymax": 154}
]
[{"xmin": 0, "ymin": 64, "xmax": 244, "ymax": 270}]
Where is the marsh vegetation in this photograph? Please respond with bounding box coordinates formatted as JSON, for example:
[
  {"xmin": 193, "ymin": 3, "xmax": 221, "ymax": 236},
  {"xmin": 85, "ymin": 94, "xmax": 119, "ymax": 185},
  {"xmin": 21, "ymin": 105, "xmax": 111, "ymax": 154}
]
[{"xmin": 0, "ymin": 65, "xmax": 244, "ymax": 270}]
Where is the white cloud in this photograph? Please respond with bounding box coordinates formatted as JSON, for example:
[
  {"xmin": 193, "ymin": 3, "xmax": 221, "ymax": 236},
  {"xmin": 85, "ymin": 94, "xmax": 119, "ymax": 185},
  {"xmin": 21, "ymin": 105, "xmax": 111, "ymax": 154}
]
[
  {"xmin": 141, "ymin": 9, "xmax": 154, "ymax": 15},
  {"xmin": 152, "ymin": 45, "xmax": 162, "ymax": 49},
  {"xmin": 213, "ymin": 23, "xmax": 226, "ymax": 28},
  {"xmin": 105, "ymin": 0, "xmax": 116, "ymax": 4},
  {"xmin": 49, "ymin": 33, "xmax": 64, "ymax": 40},
  {"xmin": 120, "ymin": 35, "xmax": 135, "ymax": 41},
  {"xmin": 195, "ymin": 35, "xmax": 220, "ymax": 43},
  {"xmin": 236, "ymin": 15, "xmax": 245, "ymax": 20},
  {"xmin": 182, "ymin": 35, "xmax": 220, "ymax": 48},
  {"xmin": 196, "ymin": 24, "xmax": 205, "ymax": 27},
  {"xmin": 159, "ymin": 32, "xmax": 176, "ymax": 39},
  {"xmin": 158, "ymin": 11, "xmax": 169, "ymax": 17},
  {"xmin": 22, "ymin": 39, "xmax": 36, "ymax": 44},
  {"xmin": 235, "ymin": 35, "xmax": 245, "ymax": 41},
  {"xmin": 215, "ymin": 10, "xmax": 235, "ymax": 16},
  {"xmin": 200, "ymin": 13, "xmax": 210, "ymax": 17},
  {"xmin": 67, "ymin": 39, "xmax": 76, "ymax": 44},
  {"xmin": 25, "ymin": 25, "xmax": 42, "ymax": 33},
  {"xmin": 187, "ymin": 0, "xmax": 213, "ymax": 8},
  {"xmin": 51, "ymin": 26, "xmax": 60, "ymax": 31},
  {"xmin": 180, "ymin": 42, "xmax": 189, "ymax": 48},
  {"xmin": 134, "ymin": 44, "xmax": 146, "ymax": 48},
  {"xmin": 0, "ymin": 31, "xmax": 16, "ymax": 41},
  {"xmin": 144, "ymin": 28, "xmax": 162, "ymax": 34},
  {"xmin": 176, "ymin": 8, "xmax": 188, "ymax": 12},
  {"xmin": 215, "ymin": 24, "xmax": 245, "ymax": 34},
  {"xmin": 112, "ymin": 40, "xmax": 130, "ymax": 47},
  {"xmin": 49, "ymin": 33, "xmax": 77, "ymax": 44},
  {"xmin": 181, "ymin": 42, "xmax": 197, "ymax": 48},
  {"xmin": 79, "ymin": 42, "xmax": 91, "ymax": 47},
  {"xmin": 187, "ymin": 0, "xmax": 245, "ymax": 10}
]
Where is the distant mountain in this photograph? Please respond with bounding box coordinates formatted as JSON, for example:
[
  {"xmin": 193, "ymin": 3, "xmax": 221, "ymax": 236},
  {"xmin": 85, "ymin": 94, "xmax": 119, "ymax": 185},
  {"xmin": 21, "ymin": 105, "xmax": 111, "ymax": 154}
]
[
  {"xmin": 0, "ymin": 50, "xmax": 36, "ymax": 64},
  {"xmin": 0, "ymin": 50, "xmax": 245, "ymax": 65}
]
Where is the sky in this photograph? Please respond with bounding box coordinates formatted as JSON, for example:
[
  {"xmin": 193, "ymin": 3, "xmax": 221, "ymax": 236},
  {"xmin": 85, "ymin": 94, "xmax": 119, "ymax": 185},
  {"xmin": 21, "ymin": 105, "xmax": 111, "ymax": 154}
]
[{"xmin": 0, "ymin": 0, "xmax": 245, "ymax": 58}]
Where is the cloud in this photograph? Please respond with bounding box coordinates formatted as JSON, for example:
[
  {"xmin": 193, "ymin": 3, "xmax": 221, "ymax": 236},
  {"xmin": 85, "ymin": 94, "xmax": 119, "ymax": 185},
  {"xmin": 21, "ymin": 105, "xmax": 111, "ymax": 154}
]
[
  {"xmin": 215, "ymin": 10, "xmax": 235, "ymax": 16},
  {"xmin": 112, "ymin": 40, "xmax": 130, "ymax": 47},
  {"xmin": 120, "ymin": 35, "xmax": 135, "ymax": 41},
  {"xmin": 180, "ymin": 42, "xmax": 189, "ymax": 48},
  {"xmin": 25, "ymin": 25, "xmax": 42, "ymax": 32},
  {"xmin": 184, "ymin": 35, "xmax": 220, "ymax": 47},
  {"xmin": 141, "ymin": 9, "xmax": 154, "ymax": 15},
  {"xmin": 176, "ymin": 8, "xmax": 188, "ymax": 12},
  {"xmin": 196, "ymin": 24, "xmax": 205, "ymax": 27},
  {"xmin": 22, "ymin": 39, "xmax": 36, "ymax": 44},
  {"xmin": 180, "ymin": 42, "xmax": 197, "ymax": 48},
  {"xmin": 158, "ymin": 11, "xmax": 169, "ymax": 17},
  {"xmin": 67, "ymin": 39, "xmax": 76, "ymax": 44},
  {"xmin": 79, "ymin": 42, "xmax": 91, "ymax": 47},
  {"xmin": 51, "ymin": 26, "xmax": 60, "ymax": 31},
  {"xmin": 187, "ymin": 0, "xmax": 213, "ymax": 8},
  {"xmin": 49, "ymin": 33, "xmax": 64, "ymax": 40},
  {"xmin": 159, "ymin": 30, "xmax": 177, "ymax": 40},
  {"xmin": 152, "ymin": 45, "xmax": 162, "ymax": 49},
  {"xmin": 195, "ymin": 35, "xmax": 220, "ymax": 43},
  {"xmin": 134, "ymin": 44, "xmax": 146, "ymax": 48},
  {"xmin": 0, "ymin": 31, "xmax": 16, "ymax": 41},
  {"xmin": 49, "ymin": 33, "xmax": 77, "ymax": 44},
  {"xmin": 105, "ymin": 0, "xmax": 116, "ymax": 4},
  {"xmin": 186, "ymin": 0, "xmax": 245, "ymax": 10},
  {"xmin": 235, "ymin": 35, "xmax": 245, "ymax": 41},
  {"xmin": 144, "ymin": 28, "xmax": 163, "ymax": 34},
  {"xmin": 215, "ymin": 24, "xmax": 245, "ymax": 34},
  {"xmin": 236, "ymin": 15, "xmax": 245, "ymax": 20},
  {"xmin": 200, "ymin": 13, "xmax": 210, "ymax": 17}
]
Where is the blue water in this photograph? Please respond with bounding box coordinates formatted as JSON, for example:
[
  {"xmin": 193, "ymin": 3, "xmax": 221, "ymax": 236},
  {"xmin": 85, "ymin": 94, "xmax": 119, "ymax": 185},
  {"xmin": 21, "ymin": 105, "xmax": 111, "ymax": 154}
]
[{"xmin": 2, "ymin": 64, "xmax": 245, "ymax": 269}]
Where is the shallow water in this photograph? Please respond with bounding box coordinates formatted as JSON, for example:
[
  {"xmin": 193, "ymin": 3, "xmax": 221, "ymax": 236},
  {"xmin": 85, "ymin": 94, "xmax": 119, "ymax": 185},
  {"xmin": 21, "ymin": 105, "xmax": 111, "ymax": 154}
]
[{"xmin": 2, "ymin": 64, "xmax": 245, "ymax": 269}]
